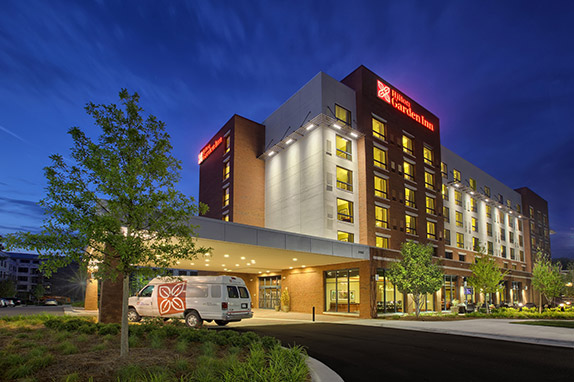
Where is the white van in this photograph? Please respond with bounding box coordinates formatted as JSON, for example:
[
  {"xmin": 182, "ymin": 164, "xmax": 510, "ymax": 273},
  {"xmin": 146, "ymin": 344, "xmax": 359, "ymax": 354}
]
[{"xmin": 127, "ymin": 275, "xmax": 253, "ymax": 327}]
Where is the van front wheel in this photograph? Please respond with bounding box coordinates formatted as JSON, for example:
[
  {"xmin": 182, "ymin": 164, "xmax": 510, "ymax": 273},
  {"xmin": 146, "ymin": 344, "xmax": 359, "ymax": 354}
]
[
  {"xmin": 215, "ymin": 320, "xmax": 228, "ymax": 326},
  {"xmin": 185, "ymin": 311, "xmax": 202, "ymax": 328},
  {"xmin": 127, "ymin": 308, "xmax": 141, "ymax": 322}
]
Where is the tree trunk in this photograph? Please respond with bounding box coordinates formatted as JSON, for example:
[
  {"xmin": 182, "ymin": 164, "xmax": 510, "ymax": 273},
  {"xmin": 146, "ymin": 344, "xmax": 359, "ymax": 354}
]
[
  {"xmin": 485, "ymin": 293, "xmax": 490, "ymax": 314},
  {"xmin": 414, "ymin": 294, "xmax": 420, "ymax": 318},
  {"xmin": 539, "ymin": 291, "xmax": 542, "ymax": 313},
  {"xmin": 120, "ymin": 274, "xmax": 129, "ymax": 357}
]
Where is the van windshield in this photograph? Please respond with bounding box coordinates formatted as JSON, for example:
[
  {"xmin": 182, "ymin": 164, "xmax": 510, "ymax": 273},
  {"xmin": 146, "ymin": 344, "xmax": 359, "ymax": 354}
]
[
  {"xmin": 140, "ymin": 285, "xmax": 154, "ymax": 298},
  {"xmin": 227, "ymin": 286, "xmax": 239, "ymax": 298}
]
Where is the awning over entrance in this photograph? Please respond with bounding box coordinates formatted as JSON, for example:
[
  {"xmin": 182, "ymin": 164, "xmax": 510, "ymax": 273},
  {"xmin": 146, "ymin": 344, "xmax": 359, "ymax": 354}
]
[{"xmin": 174, "ymin": 216, "xmax": 370, "ymax": 275}]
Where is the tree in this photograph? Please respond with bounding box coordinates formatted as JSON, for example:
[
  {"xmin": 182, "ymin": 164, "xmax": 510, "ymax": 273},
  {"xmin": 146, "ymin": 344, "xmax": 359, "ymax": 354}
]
[
  {"xmin": 388, "ymin": 242, "xmax": 443, "ymax": 318},
  {"xmin": 31, "ymin": 284, "xmax": 46, "ymax": 302},
  {"xmin": 0, "ymin": 279, "xmax": 16, "ymax": 297},
  {"xmin": 532, "ymin": 252, "xmax": 565, "ymax": 309},
  {"xmin": 468, "ymin": 245, "xmax": 507, "ymax": 314},
  {"xmin": 4, "ymin": 89, "xmax": 208, "ymax": 356},
  {"xmin": 565, "ymin": 263, "xmax": 574, "ymax": 298}
]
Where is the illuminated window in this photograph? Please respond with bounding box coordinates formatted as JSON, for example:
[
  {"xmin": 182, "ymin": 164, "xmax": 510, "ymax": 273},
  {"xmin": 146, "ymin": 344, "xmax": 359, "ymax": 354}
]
[
  {"xmin": 516, "ymin": 204, "xmax": 522, "ymax": 213},
  {"xmin": 487, "ymin": 223, "xmax": 493, "ymax": 237},
  {"xmin": 375, "ymin": 206, "xmax": 389, "ymax": 229},
  {"xmin": 337, "ymin": 198, "xmax": 353, "ymax": 223},
  {"xmin": 336, "ymin": 135, "xmax": 352, "ymax": 160},
  {"xmin": 455, "ymin": 211, "xmax": 463, "ymax": 227},
  {"xmin": 501, "ymin": 245, "xmax": 507, "ymax": 258},
  {"xmin": 223, "ymin": 187, "xmax": 230, "ymax": 207},
  {"xmin": 456, "ymin": 233, "xmax": 464, "ymax": 249},
  {"xmin": 402, "ymin": 135, "xmax": 414, "ymax": 155},
  {"xmin": 405, "ymin": 188, "xmax": 416, "ymax": 208},
  {"xmin": 374, "ymin": 176, "xmax": 388, "ymax": 199},
  {"xmin": 470, "ymin": 198, "xmax": 477, "ymax": 212},
  {"xmin": 336, "ymin": 166, "xmax": 353, "ymax": 192},
  {"xmin": 337, "ymin": 231, "xmax": 354, "ymax": 243},
  {"xmin": 335, "ymin": 104, "xmax": 351, "ymax": 125},
  {"xmin": 223, "ymin": 162, "xmax": 230, "ymax": 180},
  {"xmin": 484, "ymin": 186, "xmax": 490, "ymax": 197},
  {"xmin": 454, "ymin": 190, "xmax": 462, "ymax": 207},
  {"xmin": 471, "ymin": 217, "xmax": 478, "ymax": 232},
  {"xmin": 520, "ymin": 250, "xmax": 524, "ymax": 262},
  {"xmin": 403, "ymin": 161, "xmax": 415, "ymax": 181},
  {"xmin": 530, "ymin": 220, "xmax": 535, "ymax": 231},
  {"xmin": 444, "ymin": 229, "xmax": 451, "ymax": 245},
  {"xmin": 506, "ymin": 199, "xmax": 511, "ymax": 208},
  {"xmin": 472, "ymin": 237, "xmax": 480, "ymax": 251},
  {"xmin": 427, "ymin": 221, "xmax": 436, "ymax": 240},
  {"xmin": 543, "ymin": 214, "xmax": 548, "ymax": 226},
  {"xmin": 443, "ymin": 206, "xmax": 450, "ymax": 222},
  {"xmin": 426, "ymin": 197, "xmax": 435, "ymax": 215},
  {"xmin": 499, "ymin": 210, "xmax": 505, "ymax": 224},
  {"xmin": 486, "ymin": 205, "xmax": 492, "ymax": 219},
  {"xmin": 225, "ymin": 135, "xmax": 231, "ymax": 154},
  {"xmin": 529, "ymin": 206, "xmax": 534, "ymax": 217},
  {"xmin": 222, "ymin": 212, "xmax": 229, "ymax": 222},
  {"xmin": 441, "ymin": 162, "xmax": 447, "ymax": 178},
  {"xmin": 424, "ymin": 171, "xmax": 434, "ymax": 190},
  {"xmin": 372, "ymin": 118, "xmax": 386, "ymax": 140},
  {"xmin": 423, "ymin": 146, "xmax": 433, "ymax": 166},
  {"xmin": 469, "ymin": 178, "xmax": 476, "ymax": 191},
  {"xmin": 405, "ymin": 215, "xmax": 417, "ymax": 235},
  {"xmin": 453, "ymin": 169, "xmax": 461, "ymax": 182},
  {"xmin": 376, "ymin": 236, "xmax": 389, "ymax": 249},
  {"xmin": 442, "ymin": 184, "xmax": 449, "ymax": 200},
  {"xmin": 373, "ymin": 147, "xmax": 387, "ymax": 169},
  {"xmin": 487, "ymin": 241, "xmax": 493, "ymax": 255},
  {"xmin": 531, "ymin": 236, "xmax": 536, "ymax": 246}
]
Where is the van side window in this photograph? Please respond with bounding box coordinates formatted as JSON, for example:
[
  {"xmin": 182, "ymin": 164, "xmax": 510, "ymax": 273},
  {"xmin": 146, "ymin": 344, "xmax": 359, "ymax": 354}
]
[
  {"xmin": 227, "ymin": 286, "xmax": 239, "ymax": 298},
  {"xmin": 140, "ymin": 285, "xmax": 154, "ymax": 298},
  {"xmin": 188, "ymin": 285, "xmax": 208, "ymax": 298},
  {"xmin": 238, "ymin": 287, "xmax": 249, "ymax": 299},
  {"xmin": 211, "ymin": 285, "xmax": 221, "ymax": 298}
]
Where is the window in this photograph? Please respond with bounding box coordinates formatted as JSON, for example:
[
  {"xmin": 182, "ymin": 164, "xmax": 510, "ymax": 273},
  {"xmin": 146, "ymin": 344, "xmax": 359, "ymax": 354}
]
[
  {"xmin": 372, "ymin": 117, "xmax": 386, "ymax": 140},
  {"xmin": 336, "ymin": 135, "xmax": 352, "ymax": 160},
  {"xmin": 441, "ymin": 162, "xmax": 447, "ymax": 178},
  {"xmin": 223, "ymin": 162, "xmax": 230, "ymax": 180},
  {"xmin": 140, "ymin": 285, "xmax": 154, "ymax": 298},
  {"xmin": 373, "ymin": 147, "xmax": 387, "ymax": 169},
  {"xmin": 374, "ymin": 176, "xmax": 388, "ymax": 199},
  {"xmin": 518, "ymin": 220, "xmax": 523, "ymax": 231},
  {"xmin": 336, "ymin": 166, "xmax": 353, "ymax": 192},
  {"xmin": 426, "ymin": 197, "xmax": 436, "ymax": 215},
  {"xmin": 444, "ymin": 229, "xmax": 451, "ymax": 245},
  {"xmin": 508, "ymin": 217, "xmax": 514, "ymax": 229},
  {"xmin": 488, "ymin": 241, "xmax": 494, "ymax": 255},
  {"xmin": 456, "ymin": 233, "xmax": 464, "ymax": 249},
  {"xmin": 472, "ymin": 237, "xmax": 480, "ymax": 251},
  {"xmin": 427, "ymin": 221, "xmax": 437, "ymax": 240},
  {"xmin": 470, "ymin": 198, "xmax": 477, "ymax": 212},
  {"xmin": 223, "ymin": 187, "xmax": 230, "ymax": 207},
  {"xmin": 375, "ymin": 206, "xmax": 389, "ymax": 228},
  {"xmin": 337, "ymin": 198, "xmax": 354, "ymax": 223},
  {"xmin": 402, "ymin": 135, "xmax": 414, "ymax": 155},
  {"xmin": 469, "ymin": 178, "xmax": 476, "ymax": 191},
  {"xmin": 337, "ymin": 231, "xmax": 354, "ymax": 243},
  {"xmin": 486, "ymin": 205, "xmax": 492, "ymax": 219},
  {"xmin": 501, "ymin": 245, "xmax": 507, "ymax": 258},
  {"xmin": 222, "ymin": 212, "xmax": 229, "ymax": 222},
  {"xmin": 442, "ymin": 184, "xmax": 449, "ymax": 200},
  {"xmin": 498, "ymin": 194, "xmax": 504, "ymax": 203},
  {"xmin": 423, "ymin": 146, "xmax": 433, "ymax": 166},
  {"xmin": 405, "ymin": 215, "xmax": 417, "ymax": 235},
  {"xmin": 459, "ymin": 254, "xmax": 466, "ymax": 262},
  {"xmin": 517, "ymin": 204, "xmax": 522, "ymax": 213},
  {"xmin": 405, "ymin": 188, "xmax": 416, "ymax": 208},
  {"xmin": 519, "ymin": 235, "xmax": 523, "ymax": 246},
  {"xmin": 424, "ymin": 171, "xmax": 434, "ymax": 190},
  {"xmin": 506, "ymin": 199, "xmax": 511, "ymax": 208},
  {"xmin": 335, "ymin": 104, "xmax": 351, "ymax": 125},
  {"xmin": 510, "ymin": 248, "xmax": 516, "ymax": 260},
  {"xmin": 224, "ymin": 135, "xmax": 231, "ymax": 154},
  {"xmin": 520, "ymin": 250, "xmax": 525, "ymax": 262},
  {"xmin": 376, "ymin": 236, "xmax": 389, "ymax": 249},
  {"xmin": 403, "ymin": 161, "xmax": 415, "ymax": 181},
  {"xmin": 509, "ymin": 232, "xmax": 514, "ymax": 244},
  {"xmin": 529, "ymin": 206, "xmax": 534, "ymax": 217},
  {"xmin": 471, "ymin": 217, "xmax": 478, "ymax": 232},
  {"xmin": 484, "ymin": 186, "xmax": 491, "ymax": 197},
  {"xmin": 454, "ymin": 190, "xmax": 462, "ymax": 207},
  {"xmin": 487, "ymin": 223, "xmax": 493, "ymax": 237},
  {"xmin": 443, "ymin": 206, "xmax": 450, "ymax": 222},
  {"xmin": 453, "ymin": 169, "xmax": 461, "ymax": 182},
  {"xmin": 500, "ymin": 228, "xmax": 506, "ymax": 241},
  {"xmin": 455, "ymin": 211, "xmax": 463, "ymax": 227},
  {"xmin": 227, "ymin": 286, "xmax": 239, "ymax": 299}
]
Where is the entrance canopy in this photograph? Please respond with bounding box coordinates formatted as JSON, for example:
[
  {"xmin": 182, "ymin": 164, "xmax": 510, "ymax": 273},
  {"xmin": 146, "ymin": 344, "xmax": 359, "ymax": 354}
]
[{"xmin": 174, "ymin": 217, "xmax": 370, "ymax": 275}]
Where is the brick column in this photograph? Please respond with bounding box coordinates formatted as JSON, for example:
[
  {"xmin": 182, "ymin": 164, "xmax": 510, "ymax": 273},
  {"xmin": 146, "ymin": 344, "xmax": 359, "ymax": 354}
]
[{"xmin": 84, "ymin": 272, "xmax": 98, "ymax": 311}]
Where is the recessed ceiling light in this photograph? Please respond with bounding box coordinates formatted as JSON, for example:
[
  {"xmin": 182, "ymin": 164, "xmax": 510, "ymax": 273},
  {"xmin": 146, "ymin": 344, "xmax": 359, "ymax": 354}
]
[
  {"xmin": 191, "ymin": 263, "xmax": 195, "ymax": 266},
  {"xmin": 333, "ymin": 123, "xmax": 342, "ymax": 130},
  {"xmin": 222, "ymin": 264, "xmax": 225, "ymax": 267},
  {"xmin": 205, "ymin": 264, "xmax": 209, "ymax": 266},
  {"xmin": 292, "ymin": 258, "xmax": 298, "ymax": 261},
  {"xmin": 258, "ymin": 271, "xmax": 262, "ymax": 274},
  {"xmin": 205, "ymin": 259, "xmax": 210, "ymax": 262},
  {"xmin": 224, "ymin": 254, "xmax": 229, "ymax": 258},
  {"xmin": 286, "ymin": 139, "xmax": 294, "ymax": 145},
  {"xmin": 268, "ymin": 151, "xmax": 275, "ymax": 157},
  {"xmin": 246, "ymin": 263, "xmax": 250, "ymax": 266},
  {"xmin": 306, "ymin": 124, "xmax": 314, "ymax": 131},
  {"xmin": 266, "ymin": 270, "xmax": 270, "ymax": 272},
  {"xmin": 235, "ymin": 264, "xmax": 239, "ymax": 267},
  {"xmin": 251, "ymin": 260, "xmax": 255, "ymax": 264},
  {"xmin": 289, "ymin": 267, "xmax": 293, "ymax": 269},
  {"xmin": 302, "ymin": 265, "xmax": 306, "ymax": 268},
  {"xmin": 240, "ymin": 256, "xmax": 246, "ymax": 260}
]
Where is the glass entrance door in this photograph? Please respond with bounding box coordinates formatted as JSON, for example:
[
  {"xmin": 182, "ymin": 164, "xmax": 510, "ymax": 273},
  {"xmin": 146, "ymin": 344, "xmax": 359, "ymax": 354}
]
[{"xmin": 259, "ymin": 276, "xmax": 281, "ymax": 309}]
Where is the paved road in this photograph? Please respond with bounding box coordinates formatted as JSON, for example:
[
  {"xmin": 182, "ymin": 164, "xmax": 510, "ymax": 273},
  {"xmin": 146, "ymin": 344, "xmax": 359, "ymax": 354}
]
[
  {"xmin": 0, "ymin": 305, "xmax": 65, "ymax": 317},
  {"xmin": 235, "ymin": 323, "xmax": 574, "ymax": 381}
]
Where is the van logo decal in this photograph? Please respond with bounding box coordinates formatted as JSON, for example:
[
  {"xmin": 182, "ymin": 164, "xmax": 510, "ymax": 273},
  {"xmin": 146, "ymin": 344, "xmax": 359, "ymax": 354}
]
[{"xmin": 157, "ymin": 282, "xmax": 187, "ymax": 316}]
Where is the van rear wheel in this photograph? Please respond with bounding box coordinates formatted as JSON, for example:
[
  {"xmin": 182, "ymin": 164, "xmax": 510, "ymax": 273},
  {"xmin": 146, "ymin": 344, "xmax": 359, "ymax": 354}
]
[
  {"xmin": 215, "ymin": 320, "xmax": 228, "ymax": 326},
  {"xmin": 185, "ymin": 311, "xmax": 202, "ymax": 328},
  {"xmin": 127, "ymin": 308, "xmax": 141, "ymax": 322}
]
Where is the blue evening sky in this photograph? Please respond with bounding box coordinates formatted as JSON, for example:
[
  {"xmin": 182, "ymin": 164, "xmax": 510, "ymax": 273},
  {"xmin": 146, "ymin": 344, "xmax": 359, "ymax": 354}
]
[{"xmin": 1, "ymin": 1, "xmax": 573, "ymax": 258}]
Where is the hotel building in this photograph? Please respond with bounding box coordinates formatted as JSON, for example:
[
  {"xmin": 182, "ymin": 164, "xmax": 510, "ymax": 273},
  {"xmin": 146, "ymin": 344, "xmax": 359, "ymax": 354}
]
[{"xmin": 195, "ymin": 66, "xmax": 550, "ymax": 317}]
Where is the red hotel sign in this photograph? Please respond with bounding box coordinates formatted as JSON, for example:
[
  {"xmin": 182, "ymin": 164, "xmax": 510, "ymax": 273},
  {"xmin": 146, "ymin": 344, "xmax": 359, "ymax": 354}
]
[
  {"xmin": 198, "ymin": 136, "xmax": 223, "ymax": 164},
  {"xmin": 377, "ymin": 80, "xmax": 434, "ymax": 131}
]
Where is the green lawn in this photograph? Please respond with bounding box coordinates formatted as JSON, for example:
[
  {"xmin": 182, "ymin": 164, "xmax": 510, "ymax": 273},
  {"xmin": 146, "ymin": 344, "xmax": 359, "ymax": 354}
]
[{"xmin": 511, "ymin": 320, "xmax": 574, "ymax": 329}]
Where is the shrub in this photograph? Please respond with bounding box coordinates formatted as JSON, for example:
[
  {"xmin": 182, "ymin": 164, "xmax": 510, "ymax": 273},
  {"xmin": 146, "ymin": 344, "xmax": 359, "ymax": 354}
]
[{"xmin": 98, "ymin": 323, "xmax": 120, "ymax": 336}]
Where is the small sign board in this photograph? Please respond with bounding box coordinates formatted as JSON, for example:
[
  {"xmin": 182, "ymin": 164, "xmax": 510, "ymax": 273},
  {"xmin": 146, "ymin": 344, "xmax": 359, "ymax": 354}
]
[{"xmin": 464, "ymin": 287, "xmax": 473, "ymax": 295}]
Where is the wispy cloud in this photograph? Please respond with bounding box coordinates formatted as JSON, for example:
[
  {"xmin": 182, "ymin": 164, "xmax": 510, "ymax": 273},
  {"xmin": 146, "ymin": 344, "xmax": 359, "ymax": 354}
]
[{"xmin": 0, "ymin": 124, "xmax": 28, "ymax": 144}]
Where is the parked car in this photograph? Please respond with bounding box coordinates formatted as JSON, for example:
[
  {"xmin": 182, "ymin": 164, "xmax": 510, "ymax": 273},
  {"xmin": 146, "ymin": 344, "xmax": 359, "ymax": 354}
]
[
  {"xmin": 128, "ymin": 276, "xmax": 253, "ymax": 328},
  {"xmin": 0, "ymin": 298, "xmax": 7, "ymax": 308},
  {"xmin": 44, "ymin": 299, "xmax": 58, "ymax": 306},
  {"xmin": 1, "ymin": 298, "xmax": 15, "ymax": 307},
  {"xmin": 3, "ymin": 297, "xmax": 22, "ymax": 306}
]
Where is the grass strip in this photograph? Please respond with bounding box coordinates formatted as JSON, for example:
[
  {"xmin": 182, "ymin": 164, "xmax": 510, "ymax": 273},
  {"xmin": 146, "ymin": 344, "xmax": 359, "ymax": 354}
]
[{"xmin": 511, "ymin": 320, "xmax": 574, "ymax": 329}]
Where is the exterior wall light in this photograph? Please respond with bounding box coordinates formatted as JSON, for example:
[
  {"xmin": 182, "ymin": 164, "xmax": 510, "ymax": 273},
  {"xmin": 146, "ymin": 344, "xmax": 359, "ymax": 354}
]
[
  {"xmin": 306, "ymin": 124, "xmax": 315, "ymax": 130},
  {"xmin": 286, "ymin": 138, "xmax": 294, "ymax": 145},
  {"xmin": 333, "ymin": 123, "xmax": 342, "ymax": 130}
]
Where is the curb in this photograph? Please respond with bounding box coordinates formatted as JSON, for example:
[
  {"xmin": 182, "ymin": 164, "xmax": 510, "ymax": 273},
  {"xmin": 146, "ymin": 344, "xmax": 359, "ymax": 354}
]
[{"xmin": 307, "ymin": 356, "xmax": 344, "ymax": 382}]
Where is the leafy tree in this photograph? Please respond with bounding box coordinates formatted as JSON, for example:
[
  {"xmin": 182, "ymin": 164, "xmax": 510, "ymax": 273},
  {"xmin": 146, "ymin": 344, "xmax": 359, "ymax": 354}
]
[
  {"xmin": 31, "ymin": 284, "xmax": 46, "ymax": 302},
  {"xmin": 565, "ymin": 262, "xmax": 574, "ymax": 298},
  {"xmin": 0, "ymin": 279, "xmax": 16, "ymax": 297},
  {"xmin": 532, "ymin": 252, "xmax": 565, "ymax": 309},
  {"xmin": 388, "ymin": 242, "xmax": 443, "ymax": 318},
  {"xmin": 468, "ymin": 244, "xmax": 508, "ymax": 314},
  {"xmin": 4, "ymin": 89, "xmax": 208, "ymax": 356}
]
